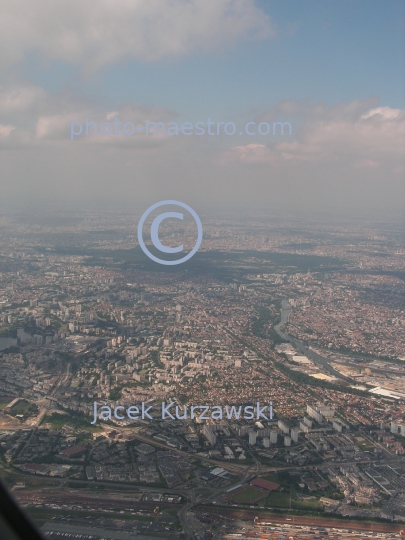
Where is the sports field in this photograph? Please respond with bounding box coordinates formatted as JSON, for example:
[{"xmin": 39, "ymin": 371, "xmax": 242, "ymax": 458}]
[{"xmin": 354, "ymin": 437, "xmax": 375, "ymax": 451}]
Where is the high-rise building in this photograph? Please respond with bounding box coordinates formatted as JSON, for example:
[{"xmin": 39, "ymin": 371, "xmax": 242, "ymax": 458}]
[
  {"xmin": 391, "ymin": 421, "xmax": 398, "ymax": 434},
  {"xmin": 307, "ymin": 405, "xmax": 323, "ymax": 423},
  {"xmin": 203, "ymin": 425, "xmax": 217, "ymax": 445},
  {"xmin": 290, "ymin": 428, "xmax": 299, "ymax": 443},
  {"xmin": 270, "ymin": 431, "xmax": 278, "ymax": 444},
  {"xmin": 278, "ymin": 420, "xmax": 290, "ymax": 434},
  {"xmin": 299, "ymin": 422, "xmax": 309, "ymax": 433},
  {"xmin": 319, "ymin": 405, "xmax": 335, "ymax": 418},
  {"xmin": 263, "ymin": 438, "xmax": 270, "ymax": 448},
  {"xmin": 249, "ymin": 432, "xmax": 257, "ymax": 445},
  {"xmin": 284, "ymin": 436, "xmax": 291, "ymax": 447}
]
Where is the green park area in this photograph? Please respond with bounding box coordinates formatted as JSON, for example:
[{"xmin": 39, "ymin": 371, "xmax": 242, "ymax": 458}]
[
  {"xmin": 264, "ymin": 491, "xmax": 322, "ymax": 510},
  {"xmin": 227, "ymin": 486, "xmax": 267, "ymax": 504},
  {"xmin": 354, "ymin": 437, "xmax": 375, "ymax": 451},
  {"xmin": 45, "ymin": 412, "xmax": 102, "ymax": 433},
  {"xmin": 262, "ymin": 472, "xmax": 324, "ymax": 510},
  {"xmin": 0, "ymin": 401, "xmax": 11, "ymax": 409}
]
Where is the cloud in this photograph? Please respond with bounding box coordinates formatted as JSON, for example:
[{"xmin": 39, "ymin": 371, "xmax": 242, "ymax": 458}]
[
  {"xmin": 220, "ymin": 143, "xmax": 276, "ymax": 164},
  {"xmin": 0, "ymin": 0, "xmax": 274, "ymax": 69},
  {"xmin": 0, "ymin": 83, "xmax": 180, "ymax": 149},
  {"xmin": 2, "ymin": 87, "xmax": 404, "ymax": 171},
  {"xmin": 225, "ymin": 102, "xmax": 405, "ymax": 169},
  {"xmin": 0, "ymin": 84, "xmax": 47, "ymax": 114},
  {"xmin": 0, "ymin": 83, "xmax": 91, "ymax": 127},
  {"xmin": 0, "ymin": 124, "xmax": 15, "ymax": 139},
  {"xmin": 1, "ymin": 89, "xmax": 403, "ymax": 216},
  {"xmin": 361, "ymin": 106, "xmax": 402, "ymax": 120}
]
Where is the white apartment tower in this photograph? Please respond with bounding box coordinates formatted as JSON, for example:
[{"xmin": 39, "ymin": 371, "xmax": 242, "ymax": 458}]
[
  {"xmin": 249, "ymin": 432, "xmax": 257, "ymax": 445},
  {"xmin": 270, "ymin": 431, "xmax": 278, "ymax": 444},
  {"xmin": 202, "ymin": 425, "xmax": 217, "ymax": 445},
  {"xmin": 290, "ymin": 428, "xmax": 299, "ymax": 443}
]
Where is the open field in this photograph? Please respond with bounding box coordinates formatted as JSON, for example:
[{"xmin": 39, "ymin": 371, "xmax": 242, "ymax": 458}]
[
  {"xmin": 354, "ymin": 437, "xmax": 375, "ymax": 451},
  {"xmin": 45, "ymin": 412, "xmax": 102, "ymax": 432},
  {"xmin": 265, "ymin": 491, "xmax": 292, "ymax": 508},
  {"xmin": 227, "ymin": 486, "xmax": 267, "ymax": 504},
  {"xmin": 0, "ymin": 401, "xmax": 11, "ymax": 409},
  {"xmin": 292, "ymin": 499, "xmax": 322, "ymax": 511},
  {"xmin": 263, "ymin": 492, "xmax": 322, "ymax": 510}
]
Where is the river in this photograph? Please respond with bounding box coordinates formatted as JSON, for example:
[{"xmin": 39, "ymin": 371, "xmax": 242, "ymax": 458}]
[{"xmin": 274, "ymin": 299, "xmax": 353, "ymax": 382}]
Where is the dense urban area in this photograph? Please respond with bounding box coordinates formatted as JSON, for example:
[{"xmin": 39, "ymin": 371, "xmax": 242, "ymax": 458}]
[{"xmin": 0, "ymin": 207, "xmax": 404, "ymax": 540}]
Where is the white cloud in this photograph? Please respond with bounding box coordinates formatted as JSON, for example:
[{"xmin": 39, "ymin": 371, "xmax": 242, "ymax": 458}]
[
  {"xmin": 0, "ymin": 124, "xmax": 15, "ymax": 139},
  {"xmin": 0, "ymin": 84, "xmax": 47, "ymax": 114},
  {"xmin": 226, "ymin": 102, "xmax": 405, "ymax": 168},
  {"xmin": 2, "ymin": 88, "xmax": 404, "ymax": 172},
  {"xmin": 0, "ymin": 0, "xmax": 274, "ymax": 69},
  {"xmin": 0, "ymin": 83, "xmax": 179, "ymax": 148},
  {"xmin": 35, "ymin": 113, "xmax": 82, "ymax": 140},
  {"xmin": 1, "ymin": 91, "xmax": 403, "ymax": 216},
  {"xmin": 220, "ymin": 143, "xmax": 275, "ymax": 164},
  {"xmin": 361, "ymin": 106, "xmax": 402, "ymax": 120}
]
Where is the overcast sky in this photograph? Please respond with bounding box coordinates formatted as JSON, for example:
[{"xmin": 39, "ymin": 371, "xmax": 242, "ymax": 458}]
[{"xmin": 1, "ymin": 0, "xmax": 404, "ymax": 219}]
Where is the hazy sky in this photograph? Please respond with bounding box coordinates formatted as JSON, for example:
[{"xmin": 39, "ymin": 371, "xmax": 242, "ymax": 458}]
[{"xmin": 1, "ymin": 0, "xmax": 404, "ymax": 218}]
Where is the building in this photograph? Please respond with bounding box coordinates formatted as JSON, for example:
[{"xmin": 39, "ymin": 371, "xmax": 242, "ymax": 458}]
[
  {"xmin": 249, "ymin": 432, "xmax": 257, "ymax": 446},
  {"xmin": 269, "ymin": 431, "xmax": 278, "ymax": 444},
  {"xmin": 391, "ymin": 421, "xmax": 398, "ymax": 434},
  {"xmin": 224, "ymin": 446, "xmax": 235, "ymax": 459},
  {"xmin": 318, "ymin": 405, "xmax": 335, "ymax": 418},
  {"xmin": 307, "ymin": 404, "xmax": 323, "ymax": 423},
  {"xmin": 278, "ymin": 420, "xmax": 290, "ymax": 434},
  {"xmin": 202, "ymin": 425, "xmax": 216, "ymax": 446},
  {"xmin": 290, "ymin": 428, "xmax": 299, "ymax": 443},
  {"xmin": 299, "ymin": 422, "xmax": 309, "ymax": 433},
  {"xmin": 284, "ymin": 436, "xmax": 291, "ymax": 447},
  {"xmin": 355, "ymin": 494, "xmax": 373, "ymax": 505}
]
